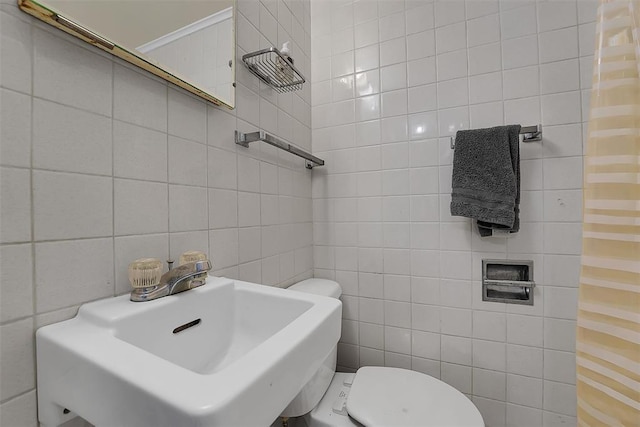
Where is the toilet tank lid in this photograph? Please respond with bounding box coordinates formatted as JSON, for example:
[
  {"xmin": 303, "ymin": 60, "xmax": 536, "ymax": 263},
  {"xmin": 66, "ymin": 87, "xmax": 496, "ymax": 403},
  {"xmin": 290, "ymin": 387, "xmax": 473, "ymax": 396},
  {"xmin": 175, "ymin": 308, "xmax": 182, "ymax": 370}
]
[{"xmin": 288, "ymin": 278, "xmax": 342, "ymax": 299}]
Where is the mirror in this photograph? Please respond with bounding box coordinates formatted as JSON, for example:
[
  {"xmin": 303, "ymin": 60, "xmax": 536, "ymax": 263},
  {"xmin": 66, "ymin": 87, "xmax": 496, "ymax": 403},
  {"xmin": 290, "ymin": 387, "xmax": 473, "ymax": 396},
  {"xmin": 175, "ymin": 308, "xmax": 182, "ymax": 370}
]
[{"xmin": 19, "ymin": 0, "xmax": 236, "ymax": 108}]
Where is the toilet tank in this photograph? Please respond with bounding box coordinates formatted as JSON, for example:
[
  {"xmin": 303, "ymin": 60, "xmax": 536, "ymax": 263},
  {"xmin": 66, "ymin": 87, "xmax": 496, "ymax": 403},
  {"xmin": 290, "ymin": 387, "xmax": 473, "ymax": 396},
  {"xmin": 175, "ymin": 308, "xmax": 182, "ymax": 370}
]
[
  {"xmin": 288, "ymin": 278, "xmax": 342, "ymax": 299},
  {"xmin": 280, "ymin": 279, "xmax": 342, "ymax": 418}
]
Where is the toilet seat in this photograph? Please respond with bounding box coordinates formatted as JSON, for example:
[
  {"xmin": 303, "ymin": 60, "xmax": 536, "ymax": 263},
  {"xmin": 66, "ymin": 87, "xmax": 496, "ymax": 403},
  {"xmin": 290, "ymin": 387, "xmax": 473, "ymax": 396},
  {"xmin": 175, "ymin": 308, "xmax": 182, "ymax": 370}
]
[{"xmin": 345, "ymin": 367, "xmax": 484, "ymax": 427}]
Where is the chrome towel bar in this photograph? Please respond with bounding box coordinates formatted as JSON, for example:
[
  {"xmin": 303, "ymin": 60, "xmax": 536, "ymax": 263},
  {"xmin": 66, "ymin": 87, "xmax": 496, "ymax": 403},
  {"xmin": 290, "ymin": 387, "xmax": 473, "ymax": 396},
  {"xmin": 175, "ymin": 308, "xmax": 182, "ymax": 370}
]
[
  {"xmin": 450, "ymin": 124, "xmax": 542, "ymax": 149},
  {"xmin": 235, "ymin": 130, "xmax": 325, "ymax": 169}
]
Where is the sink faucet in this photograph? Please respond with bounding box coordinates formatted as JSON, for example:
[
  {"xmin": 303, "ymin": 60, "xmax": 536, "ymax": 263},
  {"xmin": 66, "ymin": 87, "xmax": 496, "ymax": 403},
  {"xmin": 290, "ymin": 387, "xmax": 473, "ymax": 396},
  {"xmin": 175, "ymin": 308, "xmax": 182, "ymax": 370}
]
[{"xmin": 129, "ymin": 258, "xmax": 212, "ymax": 302}]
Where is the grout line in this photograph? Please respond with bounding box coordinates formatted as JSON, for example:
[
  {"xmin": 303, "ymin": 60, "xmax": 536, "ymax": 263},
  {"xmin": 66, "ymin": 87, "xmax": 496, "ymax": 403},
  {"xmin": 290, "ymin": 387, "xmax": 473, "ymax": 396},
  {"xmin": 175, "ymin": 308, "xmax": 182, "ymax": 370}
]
[
  {"xmin": 111, "ymin": 59, "xmax": 116, "ymax": 297},
  {"xmin": 28, "ymin": 16, "xmax": 38, "ymax": 341}
]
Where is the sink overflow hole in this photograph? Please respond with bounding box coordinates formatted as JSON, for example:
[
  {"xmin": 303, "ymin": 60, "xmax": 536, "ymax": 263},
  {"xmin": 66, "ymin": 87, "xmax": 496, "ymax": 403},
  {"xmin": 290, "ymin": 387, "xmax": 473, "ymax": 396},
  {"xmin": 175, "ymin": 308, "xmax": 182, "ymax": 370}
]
[{"xmin": 173, "ymin": 318, "xmax": 201, "ymax": 334}]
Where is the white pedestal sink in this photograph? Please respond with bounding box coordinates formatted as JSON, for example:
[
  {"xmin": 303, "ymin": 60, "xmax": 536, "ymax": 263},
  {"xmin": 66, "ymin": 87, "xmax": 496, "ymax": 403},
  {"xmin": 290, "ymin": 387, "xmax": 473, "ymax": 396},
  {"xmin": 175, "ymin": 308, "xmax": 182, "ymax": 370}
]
[{"xmin": 36, "ymin": 276, "xmax": 342, "ymax": 427}]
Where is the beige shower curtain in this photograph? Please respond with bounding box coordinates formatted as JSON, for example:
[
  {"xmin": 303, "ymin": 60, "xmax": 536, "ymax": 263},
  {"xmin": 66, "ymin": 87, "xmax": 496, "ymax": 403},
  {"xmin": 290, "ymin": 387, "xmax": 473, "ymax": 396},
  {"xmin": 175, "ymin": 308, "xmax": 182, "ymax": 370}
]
[{"xmin": 576, "ymin": 1, "xmax": 640, "ymax": 425}]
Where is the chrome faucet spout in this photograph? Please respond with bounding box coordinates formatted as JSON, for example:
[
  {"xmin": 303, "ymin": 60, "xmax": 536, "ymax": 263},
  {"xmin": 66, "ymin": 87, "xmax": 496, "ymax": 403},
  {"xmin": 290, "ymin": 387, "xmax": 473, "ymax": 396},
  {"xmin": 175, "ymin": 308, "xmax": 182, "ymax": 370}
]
[
  {"xmin": 130, "ymin": 259, "xmax": 212, "ymax": 302},
  {"xmin": 163, "ymin": 260, "xmax": 212, "ymax": 295}
]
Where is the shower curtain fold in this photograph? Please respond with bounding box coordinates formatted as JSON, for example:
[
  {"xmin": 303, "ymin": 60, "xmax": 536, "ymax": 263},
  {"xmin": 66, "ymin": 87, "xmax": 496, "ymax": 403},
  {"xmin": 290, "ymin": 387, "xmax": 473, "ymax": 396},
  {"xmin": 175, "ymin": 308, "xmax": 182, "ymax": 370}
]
[{"xmin": 576, "ymin": 1, "xmax": 640, "ymax": 425}]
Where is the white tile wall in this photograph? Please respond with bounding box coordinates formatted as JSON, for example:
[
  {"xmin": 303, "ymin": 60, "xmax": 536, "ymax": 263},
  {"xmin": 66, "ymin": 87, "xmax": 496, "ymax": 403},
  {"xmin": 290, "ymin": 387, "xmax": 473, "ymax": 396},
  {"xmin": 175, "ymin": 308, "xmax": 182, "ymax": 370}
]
[
  {"xmin": 312, "ymin": 0, "xmax": 592, "ymax": 425},
  {"xmin": 0, "ymin": 0, "xmax": 313, "ymax": 424}
]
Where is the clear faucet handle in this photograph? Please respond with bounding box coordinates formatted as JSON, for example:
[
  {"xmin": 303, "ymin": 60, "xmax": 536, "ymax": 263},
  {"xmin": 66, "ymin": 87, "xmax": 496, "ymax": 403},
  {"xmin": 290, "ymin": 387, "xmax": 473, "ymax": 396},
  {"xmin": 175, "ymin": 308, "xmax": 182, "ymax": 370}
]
[
  {"xmin": 128, "ymin": 258, "xmax": 163, "ymax": 289},
  {"xmin": 179, "ymin": 250, "xmax": 208, "ymax": 265}
]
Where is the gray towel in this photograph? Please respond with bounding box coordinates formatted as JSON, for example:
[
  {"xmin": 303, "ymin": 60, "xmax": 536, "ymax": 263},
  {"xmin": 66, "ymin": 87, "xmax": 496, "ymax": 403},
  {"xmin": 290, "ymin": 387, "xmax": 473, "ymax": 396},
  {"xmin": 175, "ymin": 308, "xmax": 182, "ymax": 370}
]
[{"xmin": 450, "ymin": 125, "xmax": 521, "ymax": 236}]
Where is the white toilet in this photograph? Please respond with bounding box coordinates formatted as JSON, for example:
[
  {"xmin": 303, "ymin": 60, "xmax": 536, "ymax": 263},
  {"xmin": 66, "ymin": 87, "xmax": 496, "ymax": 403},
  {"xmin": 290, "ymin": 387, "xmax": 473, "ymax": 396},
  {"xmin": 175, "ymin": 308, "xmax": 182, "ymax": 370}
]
[{"xmin": 283, "ymin": 278, "xmax": 484, "ymax": 427}]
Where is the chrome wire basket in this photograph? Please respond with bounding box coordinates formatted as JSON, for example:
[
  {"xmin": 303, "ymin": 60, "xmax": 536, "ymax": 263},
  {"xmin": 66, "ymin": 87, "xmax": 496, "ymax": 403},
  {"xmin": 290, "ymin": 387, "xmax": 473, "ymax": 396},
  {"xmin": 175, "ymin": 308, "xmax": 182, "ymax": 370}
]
[{"xmin": 241, "ymin": 47, "xmax": 306, "ymax": 93}]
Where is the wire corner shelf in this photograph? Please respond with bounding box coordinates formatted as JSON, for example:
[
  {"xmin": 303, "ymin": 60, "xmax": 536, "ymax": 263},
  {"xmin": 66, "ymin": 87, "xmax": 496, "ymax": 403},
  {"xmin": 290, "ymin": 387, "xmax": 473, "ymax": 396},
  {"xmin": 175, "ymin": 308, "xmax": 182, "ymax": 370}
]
[{"xmin": 241, "ymin": 47, "xmax": 306, "ymax": 93}]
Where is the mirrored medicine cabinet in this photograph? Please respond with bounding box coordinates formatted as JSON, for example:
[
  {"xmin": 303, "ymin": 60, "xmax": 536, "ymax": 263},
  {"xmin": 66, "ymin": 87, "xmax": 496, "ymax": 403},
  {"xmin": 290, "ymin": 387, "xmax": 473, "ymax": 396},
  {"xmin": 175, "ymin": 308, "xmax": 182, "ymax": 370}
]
[{"xmin": 19, "ymin": 0, "xmax": 236, "ymax": 108}]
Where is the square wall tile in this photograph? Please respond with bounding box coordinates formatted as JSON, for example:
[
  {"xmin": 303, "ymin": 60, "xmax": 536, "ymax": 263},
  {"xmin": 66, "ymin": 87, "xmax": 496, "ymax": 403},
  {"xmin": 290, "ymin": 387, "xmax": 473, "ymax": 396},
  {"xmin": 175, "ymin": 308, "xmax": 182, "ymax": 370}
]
[
  {"xmin": 35, "ymin": 238, "xmax": 114, "ymax": 313},
  {"xmin": 543, "ymin": 223, "xmax": 583, "ymax": 255},
  {"xmin": 0, "ymin": 88, "xmax": 31, "ymax": 167},
  {"xmin": 237, "ymin": 154, "xmax": 261, "ymax": 192},
  {"xmin": 543, "ymin": 381, "xmax": 576, "ymax": 416},
  {"xmin": 502, "ymin": 35, "xmax": 538, "ymax": 70},
  {"xmin": 437, "ymin": 50, "xmax": 468, "ymax": 81},
  {"xmin": 468, "ymin": 14, "xmax": 500, "ymax": 47},
  {"xmin": 0, "ymin": 11, "xmax": 32, "ymax": 94},
  {"xmin": 542, "ymin": 92, "xmax": 582, "ymax": 126},
  {"xmin": 441, "ymin": 362, "xmax": 472, "ymax": 394},
  {"xmin": 33, "ymin": 99, "xmax": 112, "ymax": 175},
  {"xmin": 441, "ymin": 335, "xmax": 472, "ymax": 365},
  {"xmin": 507, "ymin": 374, "xmax": 543, "ymax": 408},
  {"xmin": 238, "ymin": 226, "xmax": 261, "ymax": 263},
  {"xmin": 469, "ymin": 72, "xmax": 502, "ymax": 105},
  {"xmin": 406, "ymin": 4, "xmax": 435, "ymax": 35},
  {"xmin": 169, "ymin": 185, "xmax": 209, "ymax": 232},
  {"xmin": 473, "ymin": 339, "xmax": 506, "ymax": 371},
  {"xmin": 441, "ymin": 307, "xmax": 472, "ymax": 337},
  {"xmin": 473, "ymin": 310, "xmax": 506, "ymax": 341},
  {"xmin": 469, "ymin": 42, "xmax": 502, "ymax": 75},
  {"xmin": 33, "ymin": 28, "xmax": 112, "ymax": 116},
  {"xmin": 407, "ymin": 30, "xmax": 436, "ymax": 61},
  {"xmin": 543, "ymin": 254, "xmax": 581, "ymax": 288},
  {"xmin": 503, "ymin": 66, "xmax": 539, "ymax": 100},
  {"xmin": 544, "ymin": 318, "xmax": 576, "ymax": 352},
  {"xmin": 0, "ymin": 319, "xmax": 35, "ymax": 401},
  {"xmin": 0, "ymin": 390, "xmax": 38, "ymax": 427},
  {"xmin": 466, "ymin": 1, "xmax": 499, "ymax": 20},
  {"xmin": 385, "ymin": 300, "xmax": 411, "ymax": 328},
  {"xmin": 435, "ymin": 22, "xmax": 466, "ymax": 54},
  {"xmin": 500, "ymin": 4, "xmax": 536, "ymax": 40},
  {"xmin": 385, "ymin": 326, "xmax": 411, "ymax": 354},
  {"xmin": 537, "ymin": 1, "xmax": 577, "ymax": 33},
  {"xmin": 507, "ymin": 344, "xmax": 543, "ymax": 378},
  {"xmin": 435, "ymin": 1, "xmax": 465, "ymax": 27},
  {"xmin": 113, "ymin": 121, "xmax": 168, "ymax": 182},
  {"xmin": 355, "ymin": 20, "xmax": 378, "ymax": 49},
  {"xmin": 207, "ymin": 109, "xmax": 237, "ymax": 150},
  {"xmin": 208, "ymin": 147, "xmax": 237, "ymax": 190},
  {"xmin": 539, "ymin": 27, "xmax": 579, "ymax": 63},
  {"xmin": 0, "ymin": 244, "xmax": 33, "ymax": 322},
  {"xmin": 411, "ymin": 329, "xmax": 440, "ymax": 359},
  {"xmin": 381, "ymin": 63, "xmax": 408, "ymax": 92},
  {"xmin": 114, "ymin": 179, "xmax": 168, "ymax": 236},
  {"xmin": 168, "ymin": 89, "xmax": 207, "ymax": 143},
  {"xmin": 33, "ymin": 171, "xmax": 113, "ymax": 240},
  {"xmin": 0, "ymin": 167, "xmax": 31, "ymax": 243},
  {"xmin": 114, "ymin": 64, "xmax": 167, "ymax": 132},
  {"xmin": 168, "ymin": 137, "xmax": 207, "ymax": 186},
  {"xmin": 379, "ymin": 12, "xmax": 405, "ymax": 41},
  {"xmin": 473, "ymin": 396, "xmax": 506, "ymax": 427},
  {"xmin": 473, "ymin": 368, "xmax": 506, "ymax": 401},
  {"xmin": 169, "ymin": 230, "xmax": 209, "ymax": 261},
  {"xmin": 507, "ymin": 404, "xmax": 542, "ymax": 427}
]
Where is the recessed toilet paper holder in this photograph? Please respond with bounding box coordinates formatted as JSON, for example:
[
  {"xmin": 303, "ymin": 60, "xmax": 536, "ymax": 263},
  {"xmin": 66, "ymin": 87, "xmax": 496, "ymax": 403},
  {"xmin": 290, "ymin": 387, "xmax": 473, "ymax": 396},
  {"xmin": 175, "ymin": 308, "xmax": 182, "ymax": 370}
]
[{"xmin": 482, "ymin": 259, "xmax": 535, "ymax": 305}]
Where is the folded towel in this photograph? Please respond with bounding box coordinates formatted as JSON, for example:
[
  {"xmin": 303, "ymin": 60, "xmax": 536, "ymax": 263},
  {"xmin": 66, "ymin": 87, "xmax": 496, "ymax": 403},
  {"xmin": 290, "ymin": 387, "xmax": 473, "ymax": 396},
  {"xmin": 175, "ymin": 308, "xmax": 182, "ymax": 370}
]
[{"xmin": 450, "ymin": 125, "xmax": 521, "ymax": 236}]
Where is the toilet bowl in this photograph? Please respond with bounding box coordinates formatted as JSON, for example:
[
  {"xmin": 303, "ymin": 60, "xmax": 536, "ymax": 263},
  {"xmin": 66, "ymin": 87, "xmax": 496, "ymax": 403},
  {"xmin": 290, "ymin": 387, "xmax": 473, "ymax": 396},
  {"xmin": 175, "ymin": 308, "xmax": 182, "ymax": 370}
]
[{"xmin": 284, "ymin": 278, "xmax": 484, "ymax": 427}]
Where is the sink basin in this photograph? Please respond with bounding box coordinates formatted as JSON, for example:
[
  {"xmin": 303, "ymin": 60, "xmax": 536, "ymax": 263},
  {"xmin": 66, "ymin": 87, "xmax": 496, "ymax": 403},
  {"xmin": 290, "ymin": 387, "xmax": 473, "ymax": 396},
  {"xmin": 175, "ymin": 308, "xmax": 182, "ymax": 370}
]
[{"xmin": 36, "ymin": 276, "xmax": 342, "ymax": 427}]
